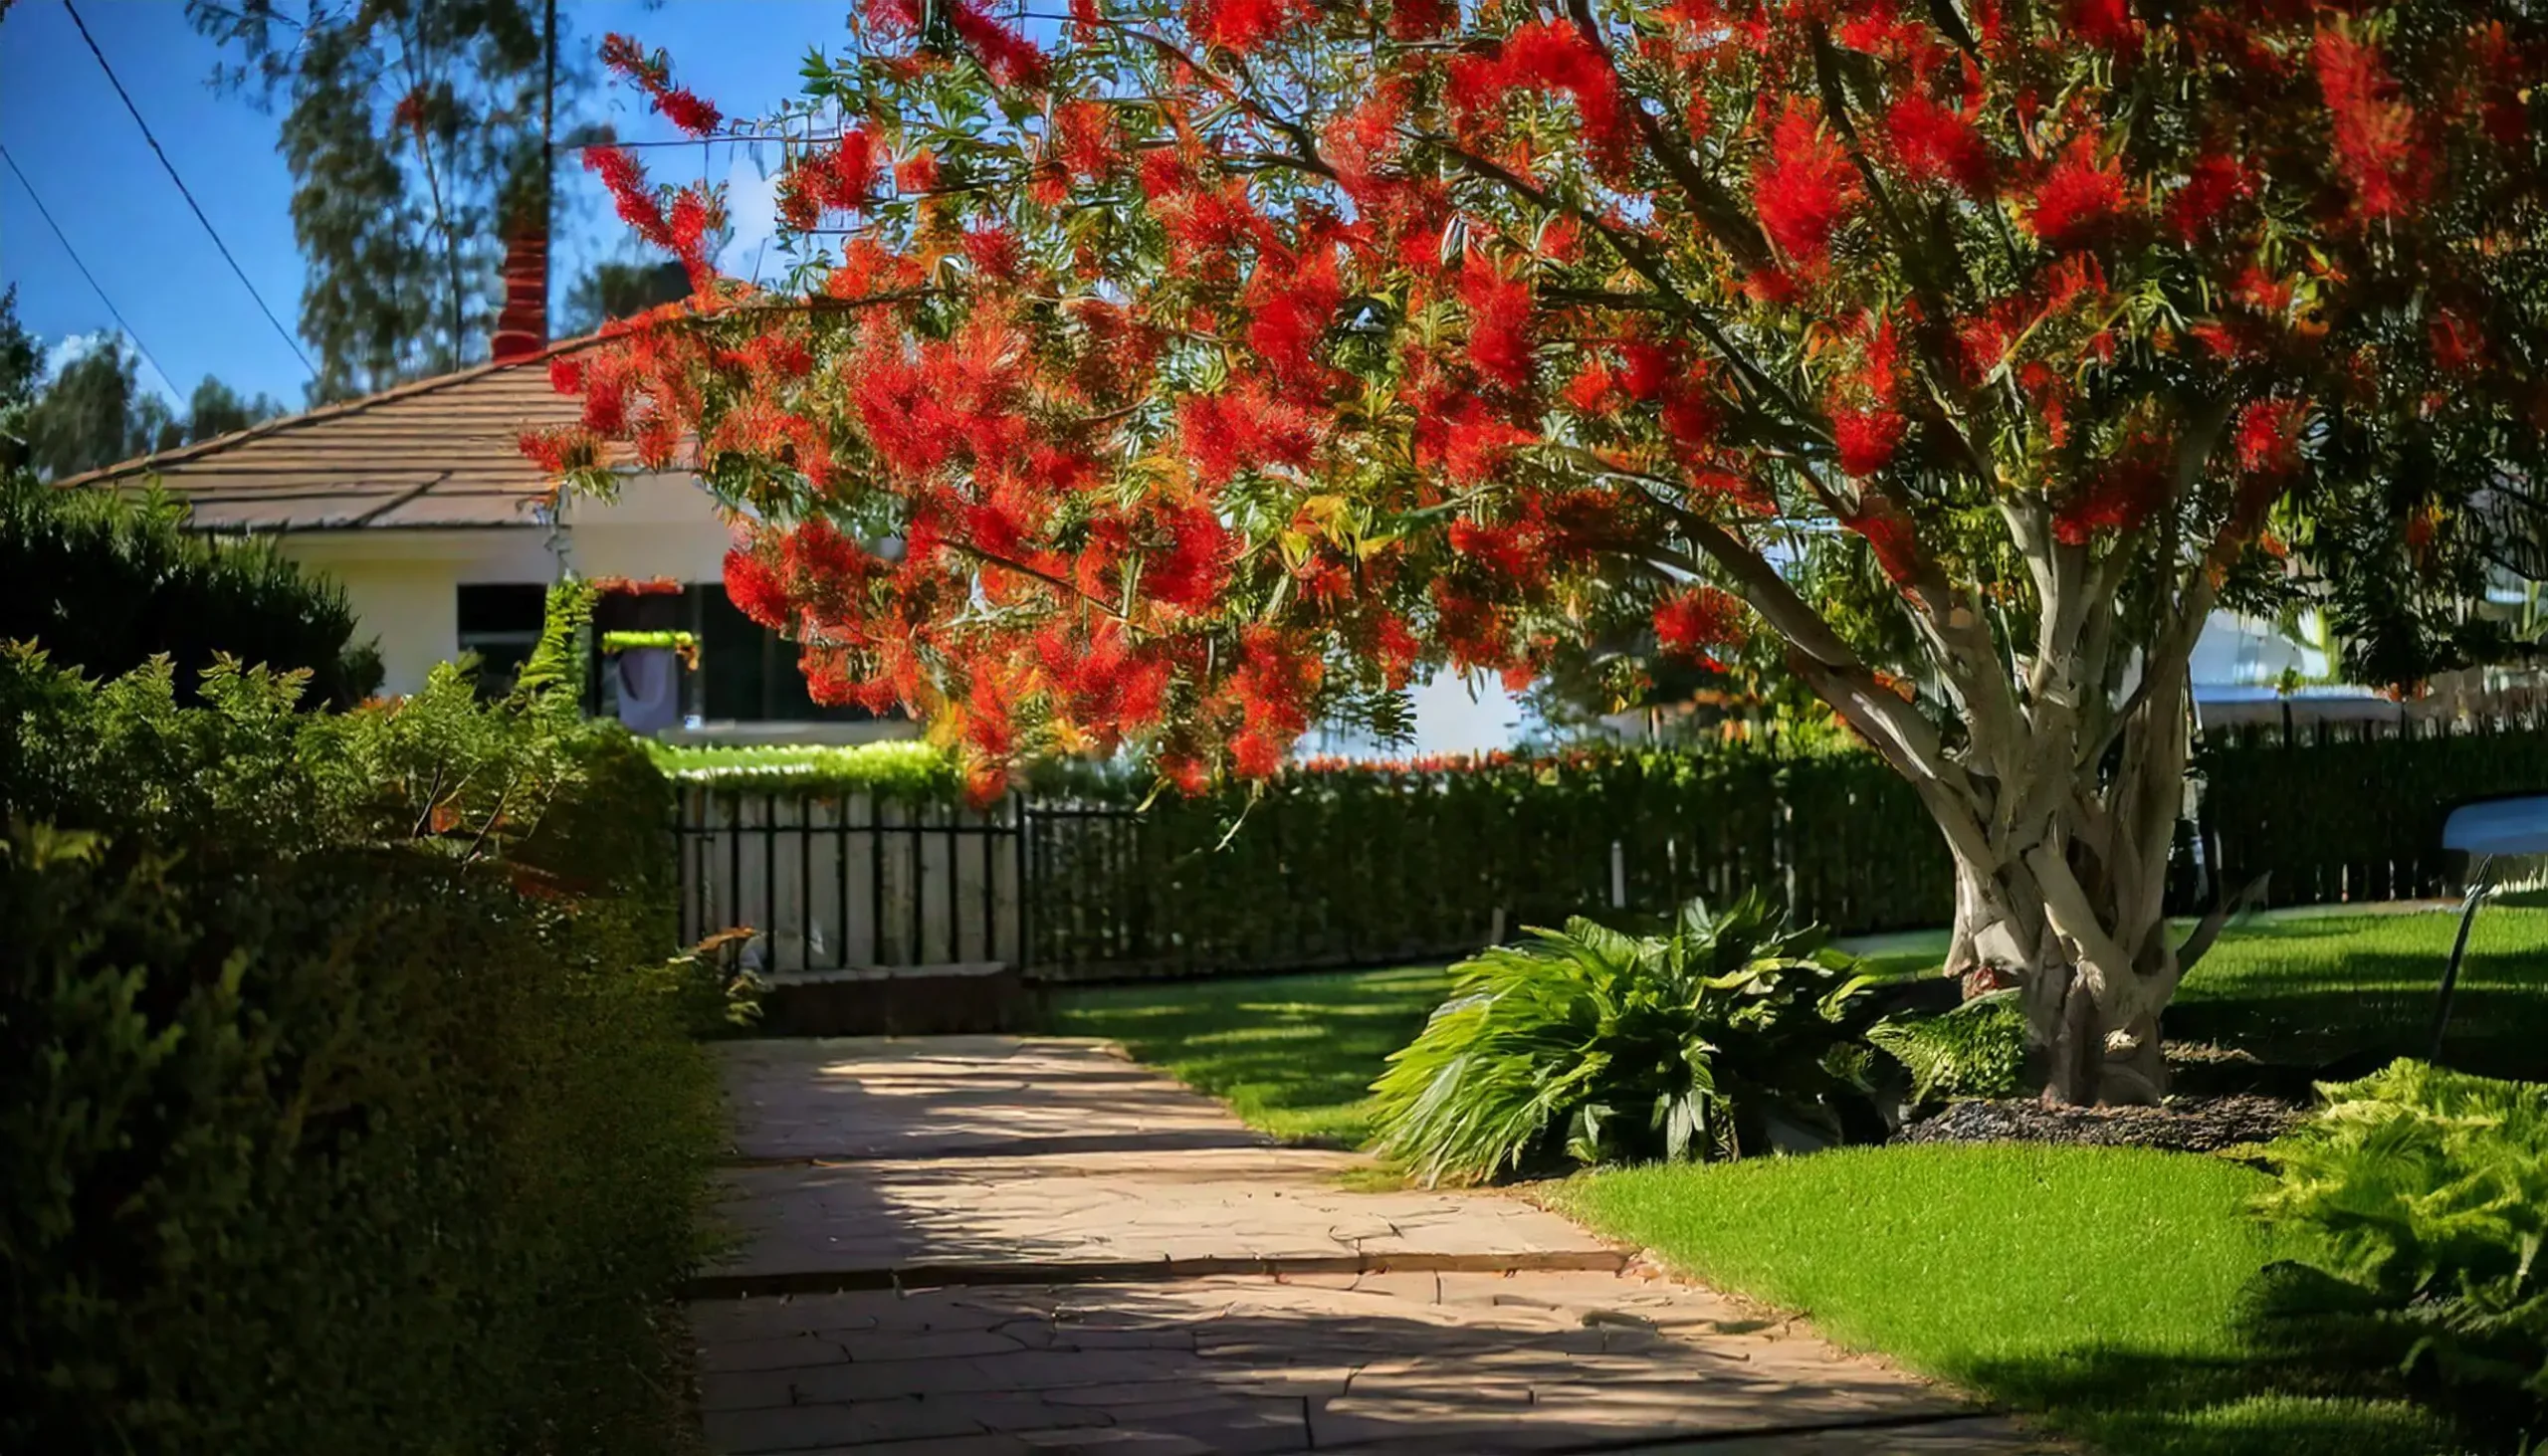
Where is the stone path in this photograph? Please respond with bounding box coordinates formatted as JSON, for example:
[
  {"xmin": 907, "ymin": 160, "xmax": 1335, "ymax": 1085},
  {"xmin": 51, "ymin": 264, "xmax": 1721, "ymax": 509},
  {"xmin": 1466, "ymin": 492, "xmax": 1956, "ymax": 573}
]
[{"xmin": 692, "ymin": 1037, "xmax": 2052, "ymax": 1455}]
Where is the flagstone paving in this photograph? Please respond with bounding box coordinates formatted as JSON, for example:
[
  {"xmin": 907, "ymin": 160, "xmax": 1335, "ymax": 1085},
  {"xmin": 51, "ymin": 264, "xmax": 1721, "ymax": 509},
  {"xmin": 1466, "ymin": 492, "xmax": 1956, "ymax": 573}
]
[{"xmin": 692, "ymin": 1037, "xmax": 2053, "ymax": 1454}]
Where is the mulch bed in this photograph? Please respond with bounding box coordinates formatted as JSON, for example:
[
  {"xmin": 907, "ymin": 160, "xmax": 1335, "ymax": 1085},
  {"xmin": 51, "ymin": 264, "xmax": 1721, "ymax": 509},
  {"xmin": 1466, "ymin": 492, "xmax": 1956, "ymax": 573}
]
[{"xmin": 1898, "ymin": 1093, "xmax": 2303, "ymax": 1154}]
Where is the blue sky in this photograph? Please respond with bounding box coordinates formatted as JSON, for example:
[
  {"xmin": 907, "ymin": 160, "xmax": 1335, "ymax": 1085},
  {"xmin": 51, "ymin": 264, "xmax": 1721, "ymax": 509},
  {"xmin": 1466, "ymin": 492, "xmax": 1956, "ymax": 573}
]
[
  {"xmin": 0, "ymin": 0, "xmax": 858, "ymax": 405},
  {"xmin": 0, "ymin": 0, "xmax": 1522, "ymax": 749}
]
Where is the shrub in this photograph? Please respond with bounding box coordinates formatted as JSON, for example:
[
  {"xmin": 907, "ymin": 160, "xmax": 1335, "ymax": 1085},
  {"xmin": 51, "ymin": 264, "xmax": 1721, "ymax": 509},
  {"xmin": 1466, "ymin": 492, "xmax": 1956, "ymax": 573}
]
[
  {"xmin": 2250, "ymin": 1060, "xmax": 2548, "ymax": 1444},
  {"xmin": 0, "ymin": 472, "xmax": 377, "ymax": 706},
  {"xmin": 1867, "ymin": 991, "xmax": 2028, "ymax": 1103},
  {"xmin": 1369, "ymin": 893, "xmax": 1884, "ymax": 1185},
  {"xmin": 0, "ymin": 643, "xmax": 722, "ymax": 1456}
]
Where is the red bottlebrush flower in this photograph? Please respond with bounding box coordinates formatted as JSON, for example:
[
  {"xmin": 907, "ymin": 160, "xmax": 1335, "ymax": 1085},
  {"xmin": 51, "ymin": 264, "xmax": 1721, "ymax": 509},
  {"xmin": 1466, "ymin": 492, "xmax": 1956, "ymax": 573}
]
[
  {"xmin": 1659, "ymin": 384, "xmax": 1719, "ymax": 449},
  {"xmin": 519, "ymin": 425, "xmax": 598, "ymax": 477},
  {"xmin": 1373, "ymin": 611, "xmax": 1423, "ymax": 689},
  {"xmin": 1832, "ymin": 407, "xmax": 1904, "ymax": 476},
  {"xmin": 1652, "ymin": 586, "xmax": 1746, "ymax": 664},
  {"xmin": 2315, "ymin": 27, "xmax": 2426, "ymax": 222},
  {"xmin": 1844, "ymin": 493, "xmax": 1926, "ymax": 589},
  {"xmin": 1177, "ymin": 382, "xmax": 1322, "ymax": 486},
  {"xmin": 2233, "ymin": 397, "xmax": 2307, "ymax": 479},
  {"xmin": 1448, "ymin": 22, "xmax": 1633, "ymax": 179},
  {"xmin": 1229, "ymin": 728, "xmax": 1285, "ymax": 778},
  {"xmin": 1188, "ymin": 0, "xmax": 1314, "ymax": 55},
  {"xmin": 895, "ymin": 149, "xmax": 941, "ymax": 195},
  {"xmin": 547, "ymin": 357, "xmax": 583, "ymax": 394},
  {"xmin": 1619, "ymin": 341, "xmax": 1674, "ymax": 402},
  {"xmin": 2165, "ymin": 152, "xmax": 2255, "ymax": 241},
  {"xmin": 2432, "ymin": 311, "xmax": 2483, "ymax": 372},
  {"xmin": 580, "ymin": 368, "xmax": 628, "ymax": 434},
  {"xmin": 2027, "ymin": 135, "xmax": 2128, "ymax": 251},
  {"xmin": 962, "ymin": 224, "xmax": 1024, "ymax": 281},
  {"xmin": 2067, "ymin": 0, "xmax": 2141, "ymax": 51},
  {"xmin": 1754, "ymin": 103, "xmax": 1859, "ymax": 270},
  {"xmin": 1387, "ymin": 0, "xmax": 1451, "ymax": 38},
  {"xmin": 1147, "ymin": 503, "xmax": 1232, "ymax": 610},
  {"xmin": 1244, "ymin": 247, "xmax": 1344, "ymax": 387},
  {"xmin": 1053, "ymin": 99, "xmax": 1119, "ymax": 180},
  {"xmin": 1137, "ymin": 146, "xmax": 1189, "ymax": 200},
  {"xmin": 1563, "ymin": 356, "xmax": 1616, "ymax": 414},
  {"xmin": 1158, "ymin": 751, "xmax": 1212, "ymax": 796},
  {"xmin": 1459, "ymin": 261, "xmax": 1535, "ymax": 392},
  {"xmin": 584, "ymin": 145, "xmax": 671, "ymax": 249},
  {"xmin": 1431, "ymin": 581, "xmax": 1511, "ymax": 673},
  {"xmin": 1883, "ymin": 94, "xmax": 1991, "ymax": 194},
  {"xmin": 949, "ymin": 0, "xmax": 1049, "ymax": 88},
  {"xmin": 1449, "ymin": 517, "xmax": 1538, "ymax": 582},
  {"xmin": 2053, "ymin": 439, "xmax": 2171, "ymax": 544},
  {"xmin": 1430, "ymin": 397, "xmax": 1534, "ymax": 485},
  {"xmin": 724, "ymin": 548, "xmax": 791, "ymax": 629},
  {"xmin": 656, "ymin": 88, "xmax": 722, "ymax": 137}
]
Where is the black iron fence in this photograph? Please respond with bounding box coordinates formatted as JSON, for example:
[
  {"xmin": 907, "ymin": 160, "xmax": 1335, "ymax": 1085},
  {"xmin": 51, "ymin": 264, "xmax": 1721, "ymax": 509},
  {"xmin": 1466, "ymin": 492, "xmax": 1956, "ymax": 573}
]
[{"xmin": 674, "ymin": 707, "xmax": 2548, "ymax": 984}]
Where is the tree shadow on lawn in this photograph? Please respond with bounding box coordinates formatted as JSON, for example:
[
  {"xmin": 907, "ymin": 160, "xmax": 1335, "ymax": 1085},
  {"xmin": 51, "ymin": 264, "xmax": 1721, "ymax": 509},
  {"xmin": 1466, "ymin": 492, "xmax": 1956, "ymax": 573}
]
[{"xmin": 1961, "ymin": 1342, "xmax": 2458, "ymax": 1456}]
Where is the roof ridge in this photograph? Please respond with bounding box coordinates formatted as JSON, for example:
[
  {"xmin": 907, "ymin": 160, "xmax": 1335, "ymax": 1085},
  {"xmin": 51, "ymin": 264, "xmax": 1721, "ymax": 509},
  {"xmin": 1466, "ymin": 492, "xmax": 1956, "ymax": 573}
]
[{"xmin": 54, "ymin": 333, "xmax": 606, "ymax": 490}]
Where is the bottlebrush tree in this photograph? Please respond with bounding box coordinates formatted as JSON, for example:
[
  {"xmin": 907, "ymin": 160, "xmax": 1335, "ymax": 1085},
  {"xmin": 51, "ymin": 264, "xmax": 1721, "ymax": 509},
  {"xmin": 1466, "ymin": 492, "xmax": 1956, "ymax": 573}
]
[{"xmin": 539, "ymin": 5, "xmax": 2548, "ymax": 1103}]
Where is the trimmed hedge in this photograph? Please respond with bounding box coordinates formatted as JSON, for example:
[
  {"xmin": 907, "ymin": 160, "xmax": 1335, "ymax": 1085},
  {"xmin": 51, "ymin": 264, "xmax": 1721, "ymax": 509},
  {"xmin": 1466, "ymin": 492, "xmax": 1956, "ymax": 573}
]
[
  {"xmin": 2198, "ymin": 714, "xmax": 2548, "ymax": 908},
  {"xmin": 0, "ymin": 647, "xmax": 722, "ymax": 1456},
  {"xmin": 1, "ymin": 472, "xmax": 378, "ymax": 707},
  {"xmin": 1024, "ymin": 743, "xmax": 1952, "ymax": 978}
]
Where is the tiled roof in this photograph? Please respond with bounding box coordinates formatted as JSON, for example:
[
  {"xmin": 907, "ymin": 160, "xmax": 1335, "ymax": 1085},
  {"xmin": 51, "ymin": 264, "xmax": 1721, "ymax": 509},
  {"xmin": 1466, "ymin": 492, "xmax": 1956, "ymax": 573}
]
[{"xmin": 57, "ymin": 335, "xmax": 622, "ymax": 530}]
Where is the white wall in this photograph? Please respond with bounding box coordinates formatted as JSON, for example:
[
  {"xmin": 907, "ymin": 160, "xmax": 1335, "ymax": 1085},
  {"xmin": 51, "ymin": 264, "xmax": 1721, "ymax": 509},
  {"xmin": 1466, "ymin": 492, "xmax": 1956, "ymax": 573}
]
[{"xmin": 270, "ymin": 472, "xmax": 738, "ymax": 696}]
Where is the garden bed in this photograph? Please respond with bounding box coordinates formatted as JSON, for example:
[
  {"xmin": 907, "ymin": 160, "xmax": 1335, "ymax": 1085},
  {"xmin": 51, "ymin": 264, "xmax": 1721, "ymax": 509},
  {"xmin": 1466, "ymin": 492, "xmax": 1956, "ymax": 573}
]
[{"xmin": 1900, "ymin": 1094, "xmax": 2302, "ymax": 1155}]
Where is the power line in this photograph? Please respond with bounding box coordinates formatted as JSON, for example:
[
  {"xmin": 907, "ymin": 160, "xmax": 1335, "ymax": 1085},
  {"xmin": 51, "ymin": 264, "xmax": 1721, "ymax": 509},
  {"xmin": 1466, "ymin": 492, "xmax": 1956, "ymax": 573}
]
[
  {"xmin": 0, "ymin": 139, "xmax": 178, "ymax": 395},
  {"xmin": 62, "ymin": 0, "xmax": 317, "ymax": 379}
]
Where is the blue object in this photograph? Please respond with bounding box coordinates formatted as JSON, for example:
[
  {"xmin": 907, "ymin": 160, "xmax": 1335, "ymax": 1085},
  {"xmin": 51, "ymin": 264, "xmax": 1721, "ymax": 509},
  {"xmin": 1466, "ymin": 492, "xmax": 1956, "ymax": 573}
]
[
  {"xmin": 2442, "ymin": 795, "xmax": 2548, "ymax": 856},
  {"xmin": 2427, "ymin": 795, "xmax": 2548, "ymax": 1059}
]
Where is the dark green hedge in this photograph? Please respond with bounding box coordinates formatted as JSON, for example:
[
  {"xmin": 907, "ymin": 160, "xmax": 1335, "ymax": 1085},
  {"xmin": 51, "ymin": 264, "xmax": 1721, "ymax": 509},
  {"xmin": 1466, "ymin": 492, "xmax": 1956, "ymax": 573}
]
[
  {"xmin": 1, "ymin": 473, "xmax": 377, "ymax": 707},
  {"xmin": 0, "ymin": 648, "xmax": 721, "ymax": 1456},
  {"xmin": 2196, "ymin": 715, "xmax": 2548, "ymax": 909},
  {"xmin": 1024, "ymin": 744, "xmax": 1952, "ymax": 979}
]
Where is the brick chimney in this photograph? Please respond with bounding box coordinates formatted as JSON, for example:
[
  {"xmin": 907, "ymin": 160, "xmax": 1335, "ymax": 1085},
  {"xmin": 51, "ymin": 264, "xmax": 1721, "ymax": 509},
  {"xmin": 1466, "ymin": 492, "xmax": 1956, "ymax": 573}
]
[{"xmin": 491, "ymin": 224, "xmax": 548, "ymax": 362}]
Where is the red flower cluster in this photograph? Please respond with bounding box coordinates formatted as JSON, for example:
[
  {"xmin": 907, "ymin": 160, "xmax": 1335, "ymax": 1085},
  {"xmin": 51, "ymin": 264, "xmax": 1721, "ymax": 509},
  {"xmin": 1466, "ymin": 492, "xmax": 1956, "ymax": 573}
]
[
  {"xmin": 1448, "ymin": 21, "xmax": 1634, "ymax": 179},
  {"xmin": 1882, "ymin": 93, "xmax": 1991, "ymax": 195},
  {"xmin": 1225, "ymin": 627, "xmax": 1322, "ymax": 777},
  {"xmin": 2315, "ymin": 27, "xmax": 2427, "ymax": 222},
  {"xmin": 2027, "ymin": 136, "xmax": 2128, "ymax": 251},
  {"xmin": 2165, "ymin": 152, "xmax": 2255, "ymax": 241},
  {"xmin": 1186, "ymin": 0, "xmax": 1318, "ymax": 55},
  {"xmin": 1652, "ymin": 586, "xmax": 1747, "ymax": 666},
  {"xmin": 1177, "ymin": 381, "xmax": 1323, "ymax": 485},
  {"xmin": 602, "ymin": 33, "xmax": 724, "ymax": 136},
  {"xmin": 1754, "ymin": 103, "xmax": 1859, "ymax": 270},
  {"xmin": 1831, "ymin": 406, "xmax": 1905, "ymax": 477},
  {"xmin": 1459, "ymin": 260, "xmax": 1535, "ymax": 392},
  {"xmin": 2053, "ymin": 435, "xmax": 2172, "ymax": 544},
  {"xmin": 723, "ymin": 548, "xmax": 791, "ymax": 629}
]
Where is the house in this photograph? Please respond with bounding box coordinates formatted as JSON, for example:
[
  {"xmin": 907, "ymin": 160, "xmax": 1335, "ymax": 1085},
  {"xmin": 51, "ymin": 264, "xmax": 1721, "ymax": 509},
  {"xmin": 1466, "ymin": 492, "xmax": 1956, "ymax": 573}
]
[{"xmin": 60, "ymin": 251, "xmax": 902, "ymax": 743}]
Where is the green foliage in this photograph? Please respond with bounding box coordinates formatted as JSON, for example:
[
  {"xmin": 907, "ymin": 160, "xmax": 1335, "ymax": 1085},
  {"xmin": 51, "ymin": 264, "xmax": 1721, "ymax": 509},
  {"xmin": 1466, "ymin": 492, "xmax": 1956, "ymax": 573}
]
[
  {"xmin": 0, "ymin": 646, "xmax": 721, "ymax": 1456},
  {"xmin": 647, "ymin": 736, "xmax": 962, "ymax": 798},
  {"xmin": 0, "ymin": 470, "xmax": 375, "ymax": 706},
  {"xmin": 2252, "ymin": 1060, "xmax": 2548, "ymax": 1442},
  {"xmin": 1370, "ymin": 894, "xmax": 1882, "ymax": 1185},
  {"xmin": 1867, "ymin": 991, "xmax": 2028, "ymax": 1103},
  {"xmin": 1029, "ymin": 742, "xmax": 1954, "ymax": 977},
  {"xmin": 1561, "ymin": 1145, "xmax": 2457, "ymax": 1456}
]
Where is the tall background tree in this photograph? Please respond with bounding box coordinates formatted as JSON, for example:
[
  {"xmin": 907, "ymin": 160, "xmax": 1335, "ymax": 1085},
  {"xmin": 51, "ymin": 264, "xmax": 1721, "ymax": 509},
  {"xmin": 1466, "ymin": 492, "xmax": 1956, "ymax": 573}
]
[
  {"xmin": 546, "ymin": 3, "xmax": 2547, "ymax": 1104},
  {"xmin": 190, "ymin": 0, "xmax": 596, "ymax": 400},
  {"xmin": 3, "ymin": 288, "xmax": 286, "ymax": 479}
]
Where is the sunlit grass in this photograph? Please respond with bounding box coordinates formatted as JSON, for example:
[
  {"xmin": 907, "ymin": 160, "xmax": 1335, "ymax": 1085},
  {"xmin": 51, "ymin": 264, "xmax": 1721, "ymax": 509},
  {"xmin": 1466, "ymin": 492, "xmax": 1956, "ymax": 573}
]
[{"xmin": 1557, "ymin": 1145, "xmax": 2462, "ymax": 1456}]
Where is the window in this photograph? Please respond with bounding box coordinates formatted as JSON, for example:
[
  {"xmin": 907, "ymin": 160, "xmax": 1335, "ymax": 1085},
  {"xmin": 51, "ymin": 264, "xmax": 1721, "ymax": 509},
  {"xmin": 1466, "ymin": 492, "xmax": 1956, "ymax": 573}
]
[
  {"xmin": 585, "ymin": 583, "xmax": 883, "ymax": 727},
  {"xmin": 456, "ymin": 583, "xmax": 548, "ymax": 700}
]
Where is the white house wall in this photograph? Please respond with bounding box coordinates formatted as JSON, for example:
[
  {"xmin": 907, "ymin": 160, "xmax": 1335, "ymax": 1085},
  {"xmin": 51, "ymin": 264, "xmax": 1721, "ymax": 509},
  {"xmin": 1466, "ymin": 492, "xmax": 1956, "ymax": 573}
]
[{"xmin": 271, "ymin": 472, "xmax": 739, "ymax": 696}]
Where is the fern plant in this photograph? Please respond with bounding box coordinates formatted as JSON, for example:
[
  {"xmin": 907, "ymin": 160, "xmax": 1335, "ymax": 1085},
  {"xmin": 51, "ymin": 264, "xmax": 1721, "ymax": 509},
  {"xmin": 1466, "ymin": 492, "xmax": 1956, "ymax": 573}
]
[
  {"xmin": 2250, "ymin": 1060, "xmax": 2548, "ymax": 1443},
  {"xmin": 1369, "ymin": 892, "xmax": 1882, "ymax": 1185},
  {"xmin": 1867, "ymin": 990, "xmax": 2027, "ymax": 1103}
]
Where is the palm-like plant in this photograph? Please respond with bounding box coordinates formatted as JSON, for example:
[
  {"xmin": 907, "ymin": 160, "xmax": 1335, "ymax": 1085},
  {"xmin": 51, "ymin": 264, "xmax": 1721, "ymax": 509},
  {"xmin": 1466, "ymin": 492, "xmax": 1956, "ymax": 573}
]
[{"xmin": 1370, "ymin": 893, "xmax": 1882, "ymax": 1186}]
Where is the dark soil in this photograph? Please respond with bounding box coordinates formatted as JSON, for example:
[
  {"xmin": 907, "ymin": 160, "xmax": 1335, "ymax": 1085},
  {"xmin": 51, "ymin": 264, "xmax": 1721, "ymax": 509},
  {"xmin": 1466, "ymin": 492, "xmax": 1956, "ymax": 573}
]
[{"xmin": 1899, "ymin": 1093, "xmax": 2302, "ymax": 1154}]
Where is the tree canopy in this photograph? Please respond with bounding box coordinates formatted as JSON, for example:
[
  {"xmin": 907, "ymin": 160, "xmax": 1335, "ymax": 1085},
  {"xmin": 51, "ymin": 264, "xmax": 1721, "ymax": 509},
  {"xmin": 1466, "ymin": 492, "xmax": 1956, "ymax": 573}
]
[{"xmin": 542, "ymin": 1, "xmax": 2548, "ymax": 1100}]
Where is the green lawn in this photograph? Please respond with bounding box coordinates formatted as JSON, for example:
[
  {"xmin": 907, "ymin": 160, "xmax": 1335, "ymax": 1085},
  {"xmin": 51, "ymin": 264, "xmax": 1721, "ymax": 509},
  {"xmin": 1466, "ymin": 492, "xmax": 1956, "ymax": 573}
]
[
  {"xmin": 1840, "ymin": 905, "xmax": 2548, "ymax": 1079},
  {"xmin": 1043, "ymin": 963, "xmax": 1450, "ymax": 1145},
  {"xmin": 1554, "ymin": 1145, "xmax": 2460, "ymax": 1456},
  {"xmin": 1045, "ymin": 906, "xmax": 2548, "ymax": 1146}
]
